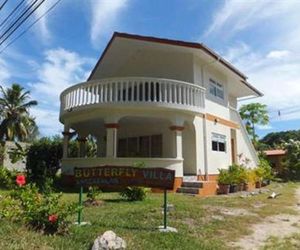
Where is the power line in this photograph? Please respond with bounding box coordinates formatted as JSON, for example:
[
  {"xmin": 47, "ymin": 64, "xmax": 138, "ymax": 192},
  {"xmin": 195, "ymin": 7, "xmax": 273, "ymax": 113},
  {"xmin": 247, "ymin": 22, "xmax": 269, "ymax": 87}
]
[
  {"xmin": 0, "ymin": 0, "xmax": 40, "ymax": 41},
  {"xmin": 0, "ymin": 0, "xmax": 9, "ymax": 11},
  {"xmin": 0, "ymin": 0, "xmax": 27, "ymax": 28},
  {"xmin": 0, "ymin": 0, "xmax": 46, "ymax": 46},
  {"xmin": 0, "ymin": 0, "xmax": 63, "ymax": 54}
]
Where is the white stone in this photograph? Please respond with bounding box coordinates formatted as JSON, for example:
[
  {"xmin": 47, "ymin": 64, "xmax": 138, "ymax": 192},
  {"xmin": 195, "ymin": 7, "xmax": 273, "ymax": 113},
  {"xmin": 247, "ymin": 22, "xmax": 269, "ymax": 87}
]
[
  {"xmin": 92, "ymin": 230, "xmax": 126, "ymax": 250},
  {"xmin": 158, "ymin": 226, "xmax": 178, "ymax": 233}
]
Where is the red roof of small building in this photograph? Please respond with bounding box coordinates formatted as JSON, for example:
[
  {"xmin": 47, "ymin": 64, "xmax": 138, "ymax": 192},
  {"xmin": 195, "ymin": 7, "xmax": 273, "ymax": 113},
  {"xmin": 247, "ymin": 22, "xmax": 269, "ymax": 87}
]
[{"xmin": 264, "ymin": 149, "xmax": 286, "ymax": 156}]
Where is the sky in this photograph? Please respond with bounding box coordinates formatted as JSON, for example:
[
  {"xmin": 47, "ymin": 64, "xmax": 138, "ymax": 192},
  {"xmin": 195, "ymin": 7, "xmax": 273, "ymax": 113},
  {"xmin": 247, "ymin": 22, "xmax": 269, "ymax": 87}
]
[{"xmin": 0, "ymin": 0, "xmax": 300, "ymax": 138}]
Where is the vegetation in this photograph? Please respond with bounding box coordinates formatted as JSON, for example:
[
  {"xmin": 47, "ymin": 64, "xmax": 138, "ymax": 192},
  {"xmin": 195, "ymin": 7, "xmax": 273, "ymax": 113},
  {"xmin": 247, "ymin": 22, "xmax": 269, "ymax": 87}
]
[
  {"xmin": 239, "ymin": 102, "xmax": 269, "ymax": 146},
  {"xmin": 119, "ymin": 187, "xmax": 147, "ymax": 201},
  {"xmin": 0, "ymin": 183, "xmax": 297, "ymax": 249},
  {"xmin": 0, "ymin": 166, "xmax": 20, "ymax": 189},
  {"xmin": 281, "ymin": 140, "xmax": 300, "ymax": 180},
  {"xmin": 0, "ymin": 84, "xmax": 38, "ymax": 142},
  {"xmin": 0, "ymin": 178, "xmax": 78, "ymax": 235},
  {"xmin": 260, "ymin": 129, "xmax": 300, "ymax": 149}
]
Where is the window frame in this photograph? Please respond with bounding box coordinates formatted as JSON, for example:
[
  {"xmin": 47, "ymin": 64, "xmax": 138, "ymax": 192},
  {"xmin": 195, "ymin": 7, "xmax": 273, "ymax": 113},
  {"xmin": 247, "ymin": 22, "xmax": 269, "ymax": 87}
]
[
  {"xmin": 211, "ymin": 133, "xmax": 226, "ymax": 152},
  {"xmin": 209, "ymin": 78, "xmax": 224, "ymax": 100}
]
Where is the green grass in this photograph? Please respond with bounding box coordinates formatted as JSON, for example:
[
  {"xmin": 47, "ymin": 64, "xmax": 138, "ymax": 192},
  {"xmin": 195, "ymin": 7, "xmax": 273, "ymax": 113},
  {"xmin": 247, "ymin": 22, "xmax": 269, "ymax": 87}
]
[{"xmin": 0, "ymin": 182, "xmax": 298, "ymax": 250}]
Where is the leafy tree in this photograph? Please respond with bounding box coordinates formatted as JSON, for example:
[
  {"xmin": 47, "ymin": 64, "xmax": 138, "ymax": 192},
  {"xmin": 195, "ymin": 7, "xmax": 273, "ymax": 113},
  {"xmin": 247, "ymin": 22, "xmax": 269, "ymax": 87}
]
[
  {"xmin": 0, "ymin": 84, "xmax": 38, "ymax": 141},
  {"xmin": 281, "ymin": 139, "xmax": 300, "ymax": 180},
  {"xmin": 260, "ymin": 129, "xmax": 300, "ymax": 148},
  {"xmin": 239, "ymin": 103, "xmax": 269, "ymax": 144}
]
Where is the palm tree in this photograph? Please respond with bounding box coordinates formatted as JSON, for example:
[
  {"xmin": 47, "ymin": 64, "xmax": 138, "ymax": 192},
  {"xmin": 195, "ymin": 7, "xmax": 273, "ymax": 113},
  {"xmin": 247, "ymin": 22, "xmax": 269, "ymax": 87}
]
[{"xmin": 0, "ymin": 84, "xmax": 38, "ymax": 141}]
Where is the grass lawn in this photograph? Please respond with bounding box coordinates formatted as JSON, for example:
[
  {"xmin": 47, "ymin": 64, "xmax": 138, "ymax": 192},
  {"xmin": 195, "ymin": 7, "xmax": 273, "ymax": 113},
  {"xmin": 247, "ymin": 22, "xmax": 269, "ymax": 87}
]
[{"xmin": 0, "ymin": 182, "xmax": 298, "ymax": 250}]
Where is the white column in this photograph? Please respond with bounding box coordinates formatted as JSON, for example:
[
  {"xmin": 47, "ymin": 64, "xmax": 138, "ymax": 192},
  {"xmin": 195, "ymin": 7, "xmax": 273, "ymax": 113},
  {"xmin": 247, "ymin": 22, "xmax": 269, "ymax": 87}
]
[
  {"xmin": 170, "ymin": 126, "xmax": 184, "ymax": 159},
  {"xmin": 62, "ymin": 124, "xmax": 70, "ymax": 158},
  {"xmin": 105, "ymin": 123, "xmax": 119, "ymax": 158}
]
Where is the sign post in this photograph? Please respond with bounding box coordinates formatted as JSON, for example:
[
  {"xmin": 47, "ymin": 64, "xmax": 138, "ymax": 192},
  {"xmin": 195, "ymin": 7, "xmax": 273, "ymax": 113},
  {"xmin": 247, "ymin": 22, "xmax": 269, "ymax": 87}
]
[
  {"xmin": 163, "ymin": 189, "xmax": 167, "ymax": 229},
  {"xmin": 77, "ymin": 185, "xmax": 83, "ymax": 224},
  {"xmin": 74, "ymin": 166, "xmax": 177, "ymax": 232}
]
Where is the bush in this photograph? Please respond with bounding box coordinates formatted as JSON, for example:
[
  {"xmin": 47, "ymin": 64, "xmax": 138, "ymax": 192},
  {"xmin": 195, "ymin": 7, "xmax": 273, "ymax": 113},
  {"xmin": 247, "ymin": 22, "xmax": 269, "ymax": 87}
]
[
  {"xmin": 86, "ymin": 186, "xmax": 102, "ymax": 201},
  {"xmin": 217, "ymin": 169, "xmax": 231, "ymax": 185},
  {"xmin": 0, "ymin": 176, "xmax": 78, "ymax": 234},
  {"xmin": 120, "ymin": 187, "xmax": 147, "ymax": 201},
  {"xmin": 0, "ymin": 166, "xmax": 20, "ymax": 189},
  {"xmin": 281, "ymin": 140, "xmax": 300, "ymax": 180},
  {"xmin": 26, "ymin": 137, "xmax": 63, "ymax": 191}
]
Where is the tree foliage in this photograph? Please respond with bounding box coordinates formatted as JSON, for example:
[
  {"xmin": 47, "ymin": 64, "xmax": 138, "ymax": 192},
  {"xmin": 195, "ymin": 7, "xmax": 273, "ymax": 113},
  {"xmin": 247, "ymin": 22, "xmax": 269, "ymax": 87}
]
[
  {"xmin": 260, "ymin": 129, "xmax": 300, "ymax": 149},
  {"xmin": 239, "ymin": 103, "xmax": 269, "ymax": 144},
  {"xmin": 281, "ymin": 140, "xmax": 300, "ymax": 180},
  {"xmin": 0, "ymin": 84, "xmax": 38, "ymax": 142}
]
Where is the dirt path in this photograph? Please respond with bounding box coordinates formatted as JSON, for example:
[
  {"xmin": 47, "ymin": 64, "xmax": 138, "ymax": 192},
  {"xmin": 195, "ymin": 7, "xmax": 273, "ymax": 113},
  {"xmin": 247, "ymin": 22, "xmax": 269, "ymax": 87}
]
[{"xmin": 231, "ymin": 188, "xmax": 300, "ymax": 250}]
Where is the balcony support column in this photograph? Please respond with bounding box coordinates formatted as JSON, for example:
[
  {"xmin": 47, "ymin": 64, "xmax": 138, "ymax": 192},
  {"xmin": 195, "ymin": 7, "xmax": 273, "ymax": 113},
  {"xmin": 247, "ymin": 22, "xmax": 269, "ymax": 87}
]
[
  {"xmin": 169, "ymin": 125, "xmax": 184, "ymax": 159},
  {"xmin": 62, "ymin": 124, "xmax": 71, "ymax": 159},
  {"xmin": 105, "ymin": 123, "xmax": 119, "ymax": 158}
]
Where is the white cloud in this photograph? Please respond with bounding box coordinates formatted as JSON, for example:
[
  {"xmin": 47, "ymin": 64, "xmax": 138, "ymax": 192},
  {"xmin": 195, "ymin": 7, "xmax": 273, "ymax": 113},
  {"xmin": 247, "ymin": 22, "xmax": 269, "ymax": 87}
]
[
  {"xmin": 28, "ymin": 48, "xmax": 95, "ymax": 136},
  {"xmin": 206, "ymin": 1, "xmax": 300, "ymax": 123},
  {"xmin": 203, "ymin": 0, "xmax": 300, "ymax": 39},
  {"xmin": 90, "ymin": 0, "xmax": 128, "ymax": 46},
  {"xmin": 0, "ymin": 58, "xmax": 11, "ymax": 86},
  {"xmin": 27, "ymin": 0, "xmax": 62, "ymax": 42},
  {"xmin": 30, "ymin": 107, "xmax": 61, "ymax": 136},
  {"xmin": 266, "ymin": 50, "xmax": 290, "ymax": 60},
  {"xmin": 30, "ymin": 48, "xmax": 94, "ymax": 106}
]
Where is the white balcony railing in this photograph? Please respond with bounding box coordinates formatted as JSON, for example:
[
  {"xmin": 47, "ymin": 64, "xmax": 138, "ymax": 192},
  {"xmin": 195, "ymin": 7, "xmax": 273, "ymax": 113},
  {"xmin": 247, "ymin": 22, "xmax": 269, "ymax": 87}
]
[{"xmin": 60, "ymin": 77, "xmax": 205, "ymax": 113}]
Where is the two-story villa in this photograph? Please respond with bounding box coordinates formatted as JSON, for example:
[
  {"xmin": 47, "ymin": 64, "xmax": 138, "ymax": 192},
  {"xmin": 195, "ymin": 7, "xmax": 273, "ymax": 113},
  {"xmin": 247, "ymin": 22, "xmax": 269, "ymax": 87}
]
[{"xmin": 59, "ymin": 32, "xmax": 262, "ymax": 195}]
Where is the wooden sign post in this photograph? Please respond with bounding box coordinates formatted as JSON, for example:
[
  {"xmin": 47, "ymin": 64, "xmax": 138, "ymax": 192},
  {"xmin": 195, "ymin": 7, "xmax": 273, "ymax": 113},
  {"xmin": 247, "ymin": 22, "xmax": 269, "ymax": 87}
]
[{"xmin": 74, "ymin": 166, "xmax": 177, "ymax": 232}]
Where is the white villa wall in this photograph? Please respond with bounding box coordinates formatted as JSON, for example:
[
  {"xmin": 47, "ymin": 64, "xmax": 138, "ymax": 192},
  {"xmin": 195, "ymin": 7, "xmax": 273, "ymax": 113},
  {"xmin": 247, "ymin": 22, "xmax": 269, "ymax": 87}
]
[
  {"xmin": 205, "ymin": 120, "xmax": 232, "ymax": 174},
  {"xmin": 115, "ymin": 49, "xmax": 194, "ymax": 83}
]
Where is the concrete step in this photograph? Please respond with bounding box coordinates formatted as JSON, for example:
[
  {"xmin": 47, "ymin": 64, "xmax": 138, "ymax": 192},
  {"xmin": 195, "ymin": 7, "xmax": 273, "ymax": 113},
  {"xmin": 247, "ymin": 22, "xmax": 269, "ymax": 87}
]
[
  {"xmin": 181, "ymin": 181, "xmax": 203, "ymax": 188},
  {"xmin": 177, "ymin": 187, "xmax": 200, "ymax": 195},
  {"xmin": 183, "ymin": 175, "xmax": 198, "ymax": 182}
]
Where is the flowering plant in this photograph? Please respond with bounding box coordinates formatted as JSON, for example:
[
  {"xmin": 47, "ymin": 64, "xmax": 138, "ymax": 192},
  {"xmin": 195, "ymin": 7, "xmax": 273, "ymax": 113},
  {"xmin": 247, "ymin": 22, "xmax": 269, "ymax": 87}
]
[
  {"xmin": 16, "ymin": 175, "xmax": 26, "ymax": 186},
  {"xmin": 0, "ymin": 182, "xmax": 78, "ymax": 234}
]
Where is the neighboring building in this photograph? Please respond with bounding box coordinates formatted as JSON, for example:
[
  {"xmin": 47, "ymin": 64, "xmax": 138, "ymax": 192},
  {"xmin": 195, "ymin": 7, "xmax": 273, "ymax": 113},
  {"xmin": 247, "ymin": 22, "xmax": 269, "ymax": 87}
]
[
  {"xmin": 59, "ymin": 32, "xmax": 262, "ymax": 195},
  {"xmin": 264, "ymin": 149, "xmax": 286, "ymax": 174}
]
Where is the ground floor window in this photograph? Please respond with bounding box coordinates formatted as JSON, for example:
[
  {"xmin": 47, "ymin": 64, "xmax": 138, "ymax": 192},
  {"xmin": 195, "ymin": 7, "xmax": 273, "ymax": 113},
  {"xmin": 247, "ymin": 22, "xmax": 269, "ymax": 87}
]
[
  {"xmin": 118, "ymin": 134, "xmax": 162, "ymax": 157},
  {"xmin": 211, "ymin": 133, "xmax": 226, "ymax": 152}
]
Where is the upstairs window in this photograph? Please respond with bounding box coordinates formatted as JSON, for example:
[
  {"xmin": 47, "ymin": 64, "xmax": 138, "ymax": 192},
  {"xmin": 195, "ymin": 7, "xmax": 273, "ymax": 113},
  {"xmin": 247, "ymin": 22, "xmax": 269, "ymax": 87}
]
[
  {"xmin": 209, "ymin": 79, "xmax": 224, "ymax": 100},
  {"xmin": 212, "ymin": 133, "xmax": 226, "ymax": 152}
]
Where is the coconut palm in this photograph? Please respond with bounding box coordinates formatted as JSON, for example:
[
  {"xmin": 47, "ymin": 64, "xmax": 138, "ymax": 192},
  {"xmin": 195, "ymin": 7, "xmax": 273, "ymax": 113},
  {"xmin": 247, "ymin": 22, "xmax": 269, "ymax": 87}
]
[{"xmin": 0, "ymin": 84, "xmax": 38, "ymax": 141}]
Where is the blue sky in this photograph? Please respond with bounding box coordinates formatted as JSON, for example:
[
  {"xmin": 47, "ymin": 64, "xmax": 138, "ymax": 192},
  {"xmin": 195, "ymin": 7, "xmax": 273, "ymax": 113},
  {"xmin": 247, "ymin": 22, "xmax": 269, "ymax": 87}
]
[{"xmin": 1, "ymin": 0, "xmax": 300, "ymax": 138}]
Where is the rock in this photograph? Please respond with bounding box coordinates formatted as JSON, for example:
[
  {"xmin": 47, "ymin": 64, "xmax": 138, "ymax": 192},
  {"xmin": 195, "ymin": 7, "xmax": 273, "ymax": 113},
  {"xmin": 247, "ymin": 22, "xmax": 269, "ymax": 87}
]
[{"xmin": 92, "ymin": 230, "xmax": 126, "ymax": 250}]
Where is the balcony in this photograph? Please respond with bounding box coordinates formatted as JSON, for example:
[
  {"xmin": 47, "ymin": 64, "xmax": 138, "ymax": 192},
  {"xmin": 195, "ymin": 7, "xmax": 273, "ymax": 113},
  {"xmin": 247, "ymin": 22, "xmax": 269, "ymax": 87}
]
[{"xmin": 60, "ymin": 77, "xmax": 205, "ymax": 118}]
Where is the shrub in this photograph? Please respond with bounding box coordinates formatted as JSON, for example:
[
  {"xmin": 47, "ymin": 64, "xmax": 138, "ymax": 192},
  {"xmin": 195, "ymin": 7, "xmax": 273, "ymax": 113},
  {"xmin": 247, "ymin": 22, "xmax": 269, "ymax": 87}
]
[
  {"xmin": 218, "ymin": 169, "xmax": 231, "ymax": 185},
  {"xmin": 86, "ymin": 186, "xmax": 102, "ymax": 201},
  {"xmin": 26, "ymin": 137, "xmax": 63, "ymax": 191},
  {"xmin": 281, "ymin": 140, "xmax": 300, "ymax": 180},
  {"xmin": 120, "ymin": 187, "xmax": 147, "ymax": 201},
  {"xmin": 0, "ymin": 166, "xmax": 20, "ymax": 189},
  {"xmin": 0, "ymin": 176, "xmax": 78, "ymax": 234},
  {"xmin": 258, "ymin": 157, "xmax": 273, "ymax": 180}
]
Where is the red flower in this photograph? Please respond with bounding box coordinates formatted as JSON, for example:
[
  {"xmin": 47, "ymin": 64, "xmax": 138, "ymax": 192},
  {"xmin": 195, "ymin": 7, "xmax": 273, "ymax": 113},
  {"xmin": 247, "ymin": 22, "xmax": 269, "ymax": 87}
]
[
  {"xmin": 48, "ymin": 214, "xmax": 58, "ymax": 223},
  {"xmin": 16, "ymin": 175, "xmax": 26, "ymax": 186}
]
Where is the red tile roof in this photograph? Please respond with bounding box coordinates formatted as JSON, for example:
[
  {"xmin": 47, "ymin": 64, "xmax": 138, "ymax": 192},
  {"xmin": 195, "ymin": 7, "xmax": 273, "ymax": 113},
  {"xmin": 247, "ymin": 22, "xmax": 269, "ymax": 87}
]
[{"xmin": 264, "ymin": 149, "xmax": 286, "ymax": 156}]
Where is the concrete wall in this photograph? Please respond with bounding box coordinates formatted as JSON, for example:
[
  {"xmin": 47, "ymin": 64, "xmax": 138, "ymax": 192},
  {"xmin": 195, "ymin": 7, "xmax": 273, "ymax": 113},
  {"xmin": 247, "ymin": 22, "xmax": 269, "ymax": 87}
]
[{"xmin": 115, "ymin": 49, "xmax": 194, "ymax": 83}]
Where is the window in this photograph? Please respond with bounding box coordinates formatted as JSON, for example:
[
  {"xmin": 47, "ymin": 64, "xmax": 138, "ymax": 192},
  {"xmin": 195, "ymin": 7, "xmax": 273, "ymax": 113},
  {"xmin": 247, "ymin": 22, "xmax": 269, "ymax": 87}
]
[
  {"xmin": 211, "ymin": 133, "xmax": 226, "ymax": 152},
  {"xmin": 209, "ymin": 79, "xmax": 224, "ymax": 100},
  {"xmin": 118, "ymin": 134, "xmax": 162, "ymax": 157}
]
